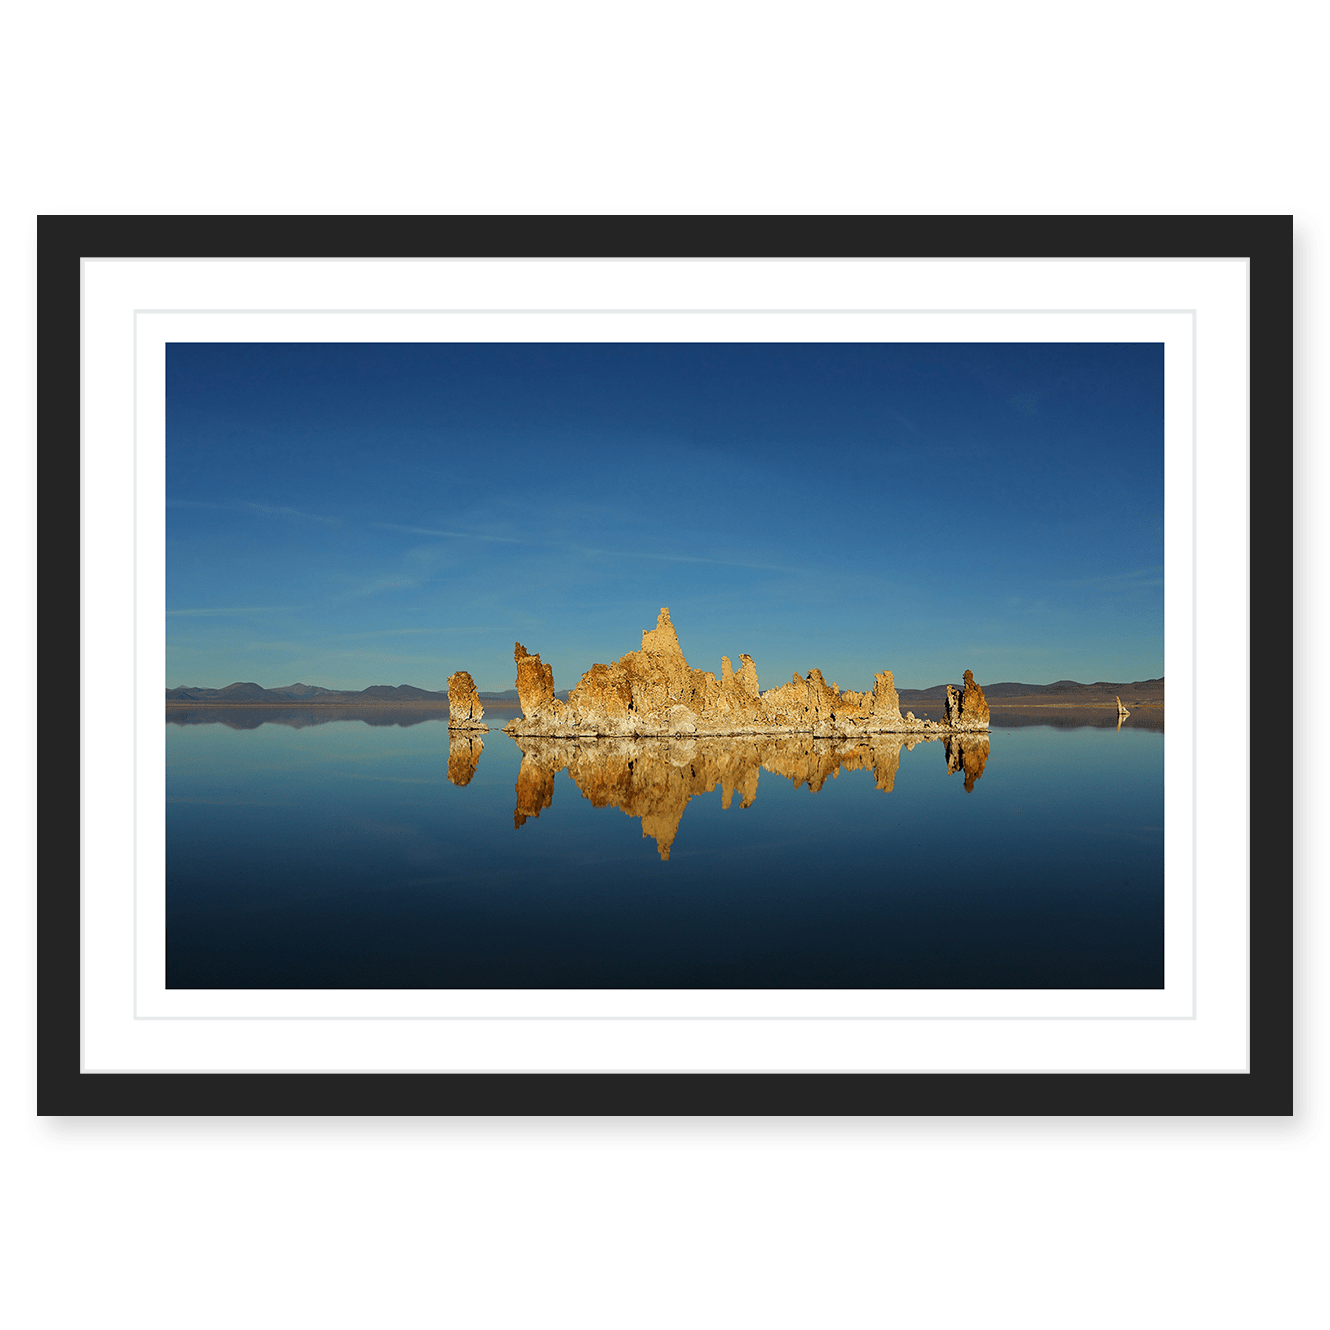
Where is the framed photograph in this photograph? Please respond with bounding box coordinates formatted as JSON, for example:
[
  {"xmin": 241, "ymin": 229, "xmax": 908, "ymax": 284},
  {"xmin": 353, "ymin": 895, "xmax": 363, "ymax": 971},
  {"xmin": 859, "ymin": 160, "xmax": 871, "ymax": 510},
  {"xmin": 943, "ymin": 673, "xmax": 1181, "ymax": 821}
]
[{"xmin": 39, "ymin": 216, "xmax": 1290, "ymax": 1114}]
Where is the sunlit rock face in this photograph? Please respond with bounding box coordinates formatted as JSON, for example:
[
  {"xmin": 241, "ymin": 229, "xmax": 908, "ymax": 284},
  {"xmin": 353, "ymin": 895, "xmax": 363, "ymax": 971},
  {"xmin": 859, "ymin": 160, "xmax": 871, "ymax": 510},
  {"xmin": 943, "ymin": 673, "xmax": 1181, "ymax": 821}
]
[
  {"xmin": 446, "ymin": 671, "xmax": 486, "ymax": 729},
  {"xmin": 509, "ymin": 730, "xmax": 978, "ymax": 860},
  {"xmin": 944, "ymin": 670, "xmax": 990, "ymax": 732},
  {"xmin": 961, "ymin": 670, "xmax": 990, "ymax": 727},
  {"xmin": 505, "ymin": 608, "xmax": 989, "ymax": 739},
  {"xmin": 566, "ymin": 661, "xmax": 635, "ymax": 726},
  {"xmin": 513, "ymin": 644, "xmax": 563, "ymax": 722},
  {"xmin": 446, "ymin": 735, "xmax": 484, "ymax": 786}
]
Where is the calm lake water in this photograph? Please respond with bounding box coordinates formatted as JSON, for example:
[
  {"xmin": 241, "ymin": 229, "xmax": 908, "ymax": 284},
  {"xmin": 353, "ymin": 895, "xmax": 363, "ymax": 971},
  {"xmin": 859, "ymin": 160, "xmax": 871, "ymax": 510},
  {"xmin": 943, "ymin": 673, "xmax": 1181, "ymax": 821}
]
[{"xmin": 165, "ymin": 709, "xmax": 1164, "ymax": 989}]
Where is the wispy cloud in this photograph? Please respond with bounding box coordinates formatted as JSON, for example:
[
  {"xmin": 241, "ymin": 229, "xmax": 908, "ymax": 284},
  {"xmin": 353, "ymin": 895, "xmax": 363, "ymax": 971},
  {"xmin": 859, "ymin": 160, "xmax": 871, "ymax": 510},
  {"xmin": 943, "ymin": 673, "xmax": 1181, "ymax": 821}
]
[
  {"xmin": 577, "ymin": 546, "xmax": 796, "ymax": 574},
  {"xmin": 168, "ymin": 606, "xmax": 294, "ymax": 617},
  {"xmin": 245, "ymin": 503, "xmax": 338, "ymax": 525},
  {"xmin": 168, "ymin": 499, "xmax": 337, "ymax": 525},
  {"xmin": 167, "ymin": 796, "xmax": 292, "ymax": 807},
  {"xmin": 887, "ymin": 407, "xmax": 921, "ymax": 436},
  {"xmin": 1050, "ymin": 567, "xmax": 1163, "ymax": 590},
  {"xmin": 332, "ymin": 627, "xmax": 456, "ymax": 640},
  {"xmin": 328, "ymin": 649, "xmax": 444, "ymax": 664},
  {"xmin": 331, "ymin": 575, "xmax": 425, "ymax": 600},
  {"xmin": 376, "ymin": 521, "xmax": 793, "ymax": 573},
  {"xmin": 240, "ymin": 628, "xmax": 494, "ymax": 648},
  {"xmin": 376, "ymin": 523, "xmax": 526, "ymax": 544}
]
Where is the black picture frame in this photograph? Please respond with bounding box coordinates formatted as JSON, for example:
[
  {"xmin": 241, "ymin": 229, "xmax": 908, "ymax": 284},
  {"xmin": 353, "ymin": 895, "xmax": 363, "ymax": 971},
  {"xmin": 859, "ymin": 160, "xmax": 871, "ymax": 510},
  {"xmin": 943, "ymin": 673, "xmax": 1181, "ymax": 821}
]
[{"xmin": 38, "ymin": 215, "xmax": 1292, "ymax": 1115}]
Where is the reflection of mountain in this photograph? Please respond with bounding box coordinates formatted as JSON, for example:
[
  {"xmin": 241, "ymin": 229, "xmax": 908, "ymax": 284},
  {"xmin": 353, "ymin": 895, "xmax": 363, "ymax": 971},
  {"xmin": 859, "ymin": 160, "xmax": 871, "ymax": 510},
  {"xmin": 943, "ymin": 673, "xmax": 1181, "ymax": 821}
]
[
  {"xmin": 900, "ymin": 678, "xmax": 1164, "ymax": 703},
  {"xmin": 165, "ymin": 706, "xmax": 449, "ymax": 730},
  {"xmin": 167, "ymin": 682, "xmax": 449, "ymax": 703},
  {"xmin": 512, "ymin": 732, "xmax": 990, "ymax": 860},
  {"xmin": 986, "ymin": 711, "xmax": 1164, "ymax": 732}
]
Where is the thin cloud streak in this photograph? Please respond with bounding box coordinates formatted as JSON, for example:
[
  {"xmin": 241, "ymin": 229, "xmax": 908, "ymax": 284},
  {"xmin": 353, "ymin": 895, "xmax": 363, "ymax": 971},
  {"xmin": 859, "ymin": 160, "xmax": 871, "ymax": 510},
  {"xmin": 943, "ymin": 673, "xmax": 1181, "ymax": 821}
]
[
  {"xmin": 167, "ymin": 499, "xmax": 337, "ymax": 525},
  {"xmin": 331, "ymin": 626, "xmax": 498, "ymax": 640},
  {"xmin": 376, "ymin": 523, "xmax": 527, "ymax": 544},
  {"xmin": 378, "ymin": 522, "xmax": 793, "ymax": 572},
  {"xmin": 242, "ymin": 627, "xmax": 498, "ymax": 649},
  {"xmin": 332, "ymin": 576, "xmax": 425, "ymax": 600},
  {"xmin": 168, "ymin": 606, "xmax": 294, "ymax": 617},
  {"xmin": 328, "ymin": 649, "xmax": 449, "ymax": 664},
  {"xmin": 578, "ymin": 546, "xmax": 797, "ymax": 573},
  {"xmin": 1050, "ymin": 567, "xmax": 1163, "ymax": 589},
  {"xmin": 245, "ymin": 503, "xmax": 338, "ymax": 525}
]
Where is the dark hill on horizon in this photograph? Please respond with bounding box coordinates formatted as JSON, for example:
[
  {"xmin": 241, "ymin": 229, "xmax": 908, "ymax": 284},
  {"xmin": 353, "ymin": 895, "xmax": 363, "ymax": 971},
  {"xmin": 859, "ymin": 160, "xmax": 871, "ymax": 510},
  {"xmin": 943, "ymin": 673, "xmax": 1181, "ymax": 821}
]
[
  {"xmin": 164, "ymin": 683, "xmax": 566, "ymax": 704},
  {"xmin": 166, "ymin": 681, "xmax": 449, "ymax": 704},
  {"xmin": 897, "ymin": 677, "xmax": 1164, "ymax": 704},
  {"xmin": 167, "ymin": 678, "xmax": 1160, "ymax": 706}
]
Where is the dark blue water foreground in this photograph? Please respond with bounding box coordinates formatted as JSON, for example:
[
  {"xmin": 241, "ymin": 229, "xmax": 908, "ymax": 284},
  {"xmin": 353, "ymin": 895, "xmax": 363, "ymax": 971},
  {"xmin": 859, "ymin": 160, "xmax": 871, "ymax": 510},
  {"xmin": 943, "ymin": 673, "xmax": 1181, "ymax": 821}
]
[{"xmin": 165, "ymin": 711, "xmax": 1164, "ymax": 989}]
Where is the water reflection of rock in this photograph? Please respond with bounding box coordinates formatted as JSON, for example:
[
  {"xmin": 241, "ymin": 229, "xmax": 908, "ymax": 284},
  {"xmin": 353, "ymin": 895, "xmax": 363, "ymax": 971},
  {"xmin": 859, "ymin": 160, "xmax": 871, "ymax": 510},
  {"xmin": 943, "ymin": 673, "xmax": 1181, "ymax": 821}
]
[
  {"xmin": 446, "ymin": 735, "xmax": 484, "ymax": 787},
  {"xmin": 513, "ymin": 754, "xmax": 556, "ymax": 828},
  {"xmin": 512, "ymin": 732, "xmax": 989, "ymax": 860},
  {"xmin": 944, "ymin": 735, "xmax": 989, "ymax": 793}
]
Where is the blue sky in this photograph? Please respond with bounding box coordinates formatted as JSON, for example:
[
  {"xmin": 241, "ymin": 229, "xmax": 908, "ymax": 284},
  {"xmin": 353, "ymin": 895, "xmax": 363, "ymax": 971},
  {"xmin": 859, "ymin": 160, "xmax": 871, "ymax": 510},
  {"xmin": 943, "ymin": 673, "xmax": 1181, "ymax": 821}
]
[{"xmin": 166, "ymin": 342, "xmax": 1163, "ymax": 692}]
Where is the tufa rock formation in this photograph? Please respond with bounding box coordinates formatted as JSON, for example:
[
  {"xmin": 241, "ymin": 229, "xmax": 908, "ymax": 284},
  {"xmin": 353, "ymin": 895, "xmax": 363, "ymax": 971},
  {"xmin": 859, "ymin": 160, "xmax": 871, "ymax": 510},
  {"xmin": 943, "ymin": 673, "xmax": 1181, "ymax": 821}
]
[
  {"xmin": 504, "ymin": 608, "xmax": 989, "ymax": 739},
  {"xmin": 944, "ymin": 670, "xmax": 991, "ymax": 730},
  {"xmin": 513, "ymin": 644, "xmax": 560, "ymax": 721},
  {"xmin": 1115, "ymin": 695, "xmax": 1131, "ymax": 731},
  {"xmin": 446, "ymin": 671, "xmax": 486, "ymax": 730}
]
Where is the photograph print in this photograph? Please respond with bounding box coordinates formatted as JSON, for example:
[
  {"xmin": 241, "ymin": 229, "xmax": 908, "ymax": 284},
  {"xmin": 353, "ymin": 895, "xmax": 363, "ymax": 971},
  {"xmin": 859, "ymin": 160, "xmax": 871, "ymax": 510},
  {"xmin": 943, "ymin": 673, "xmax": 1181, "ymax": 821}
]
[{"xmin": 165, "ymin": 339, "xmax": 1164, "ymax": 991}]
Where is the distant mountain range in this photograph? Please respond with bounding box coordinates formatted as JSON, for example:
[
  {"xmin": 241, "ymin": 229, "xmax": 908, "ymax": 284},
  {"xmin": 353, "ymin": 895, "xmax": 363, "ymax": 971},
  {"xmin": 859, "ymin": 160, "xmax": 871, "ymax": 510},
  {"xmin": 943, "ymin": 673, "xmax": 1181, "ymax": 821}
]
[
  {"xmin": 166, "ymin": 682, "xmax": 451, "ymax": 704},
  {"xmin": 167, "ymin": 678, "xmax": 1160, "ymax": 706},
  {"xmin": 896, "ymin": 678, "xmax": 1163, "ymax": 703},
  {"xmin": 165, "ymin": 683, "xmax": 552, "ymax": 704}
]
